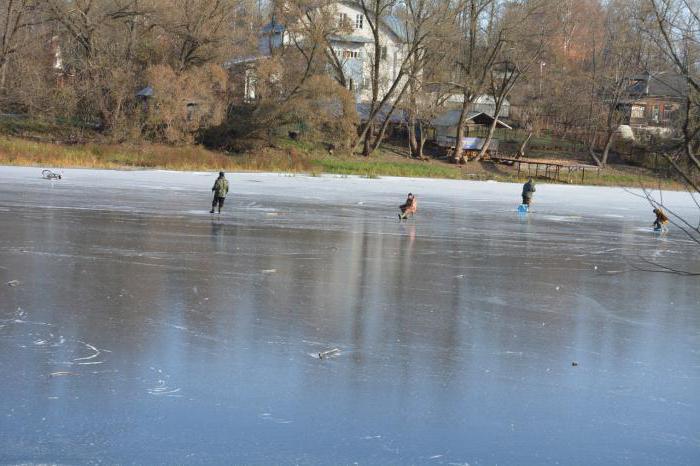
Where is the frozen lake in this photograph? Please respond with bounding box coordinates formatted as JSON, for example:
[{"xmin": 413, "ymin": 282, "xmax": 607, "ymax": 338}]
[{"xmin": 1, "ymin": 166, "xmax": 699, "ymax": 465}]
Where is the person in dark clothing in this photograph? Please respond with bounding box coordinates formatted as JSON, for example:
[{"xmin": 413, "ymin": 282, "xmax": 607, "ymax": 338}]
[
  {"xmin": 653, "ymin": 207, "xmax": 669, "ymax": 231},
  {"xmin": 210, "ymin": 172, "xmax": 229, "ymax": 214},
  {"xmin": 522, "ymin": 178, "xmax": 536, "ymax": 206},
  {"xmin": 399, "ymin": 193, "xmax": 417, "ymax": 220}
]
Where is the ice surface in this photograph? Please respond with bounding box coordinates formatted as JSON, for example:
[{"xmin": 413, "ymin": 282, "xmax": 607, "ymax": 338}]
[{"xmin": 0, "ymin": 166, "xmax": 699, "ymax": 465}]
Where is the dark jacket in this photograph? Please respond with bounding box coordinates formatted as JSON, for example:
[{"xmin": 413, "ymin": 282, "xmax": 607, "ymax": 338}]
[{"xmin": 522, "ymin": 181, "xmax": 536, "ymax": 199}]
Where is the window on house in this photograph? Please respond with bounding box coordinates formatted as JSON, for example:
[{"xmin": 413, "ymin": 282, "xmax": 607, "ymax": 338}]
[
  {"xmin": 355, "ymin": 14, "xmax": 363, "ymax": 29},
  {"xmin": 338, "ymin": 13, "xmax": 349, "ymax": 28},
  {"xmin": 244, "ymin": 69, "xmax": 256, "ymax": 103},
  {"xmin": 652, "ymin": 105, "xmax": 660, "ymax": 123},
  {"xmin": 664, "ymin": 105, "xmax": 678, "ymax": 122},
  {"xmin": 380, "ymin": 46, "xmax": 387, "ymax": 60},
  {"xmin": 631, "ymin": 105, "xmax": 645, "ymax": 119},
  {"xmin": 349, "ymin": 79, "xmax": 354, "ymax": 90},
  {"xmin": 342, "ymin": 50, "xmax": 359, "ymax": 59},
  {"xmin": 186, "ymin": 102, "xmax": 198, "ymax": 122}
]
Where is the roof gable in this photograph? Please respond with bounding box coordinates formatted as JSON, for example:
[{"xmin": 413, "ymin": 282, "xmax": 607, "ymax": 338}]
[{"xmin": 431, "ymin": 110, "xmax": 512, "ymax": 129}]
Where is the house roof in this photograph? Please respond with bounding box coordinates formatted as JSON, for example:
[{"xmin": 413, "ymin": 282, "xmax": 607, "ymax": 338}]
[
  {"xmin": 224, "ymin": 55, "xmax": 268, "ymax": 67},
  {"xmin": 628, "ymin": 72, "xmax": 687, "ymax": 99},
  {"xmin": 421, "ymin": 87, "xmax": 511, "ymax": 107},
  {"xmin": 381, "ymin": 14, "xmax": 408, "ymax": 42},
  {"xmin": 474, "ymin": 95, "xmax": 510, "ymax": 106},
  {"xmin": 260, "ymin": 3, "xmax": 409, "ymax": 43},
  {"xmin": 261, "ymin": 19, "xmax": 285, "ymax": 34},
  {"xmin": 136, "ymin": 86, "xmax": 154, "ymax": 98},
  {"xmin": 430, "ymin": 110, "xmax": 512, "ymax": 129},
  {"xmin": 356, "ymin": 102, "xmax": 406, "ymax": 124},
  {"xmin": 647, "ymin": 73, "xmax": 687, "ymax": 98},
  {"xmin": 329, "ymin": 34, "xmax": 373, "ymax": 43}
]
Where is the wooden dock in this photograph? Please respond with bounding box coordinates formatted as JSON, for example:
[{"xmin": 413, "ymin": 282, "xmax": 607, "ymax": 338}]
[{"xmin": 490, "ymin": 156, "xmax": 601, "ymax": 182}]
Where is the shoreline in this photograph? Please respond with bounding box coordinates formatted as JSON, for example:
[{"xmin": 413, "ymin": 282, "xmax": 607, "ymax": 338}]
[
  {"xmin": 0, "ymin": 134, "xmax": 685, "ymax": 191},
  {"xmin": 0, "ymin": 161, "xmax": 688, "ymax": 193},
  {"xmin": 0, "ymin": 164, "xmax": 692, "ymax": 198}
]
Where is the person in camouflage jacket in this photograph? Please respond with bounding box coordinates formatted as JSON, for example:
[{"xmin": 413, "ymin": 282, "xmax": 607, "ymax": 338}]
[{"xmin": 210, "ymin": 172, "xmax": 229, "ymax": 214}]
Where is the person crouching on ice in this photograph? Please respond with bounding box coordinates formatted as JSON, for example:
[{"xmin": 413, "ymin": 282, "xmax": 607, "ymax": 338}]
[
  {"xmin": 653, "ymin": 207, "xmax": 669, "ymax": 232},
  {"xmin": 522, "ymin": 178, "xmax": 536, "ymax": 206},
  {"xmin": 210, "ymin": 171, "xmax": 229, "ymax": 214},
  {"xmin": 399, "ymin": 193, "xmax": 417, "ymax": 220}
]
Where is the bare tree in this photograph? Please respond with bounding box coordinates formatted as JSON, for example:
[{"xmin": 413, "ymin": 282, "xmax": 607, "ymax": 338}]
[
  {"xmin": 643, "ymin": 0, "xmax": 700, "ymax": 166},
  {"xmin": 156, "ymin": 0, "xmax": 241, "ymax": 71},
  {"xmin": 353, "ymin": 0, "xmax": 400, "ymax": 156},
  {"xmin": 353, "ymin": 0, "xmax": 450, "ymax": 156},
  {"xmin": 474, "ymin": 7, "xmax": 546, "ymax": 160},
  {"xmin": 43, "ymin": 0, "xmax": 148, "ymax": 68},
  {"xmin": 404, "ymin": 2, "xmax": 453, "ymax": 159},
  {"xmin": 442, "ymin": 0, "xmax": 503, "ymax": 163},
  {"xmin": 233, "ymin": 1, "xmax": 358, "ymax": 145},
  {"xmin": 0, "ymin": 0, "xmax": 41, "ymax": 89},
  {"xmin": 586, "ymin": 1, "xmax": 647, "ymax": 167},
  {"xmin": 509, "ymin": 0, "xmax": 605, "ymax": 149},
  {"xmin": 631, "ymin": 0, "xmax": 700, "ymax": 273},
  {"xmin": 280, "ymin": 0, "xmax": 349, "ymax": 100}
]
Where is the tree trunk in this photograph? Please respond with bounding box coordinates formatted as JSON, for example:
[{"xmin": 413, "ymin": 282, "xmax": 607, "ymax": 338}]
[
  {"xmin": 474, "ymin": 99, "xmax": 504, "ymax": 161},
  {"xmin": 351, "ymin": 71, "xmax": 406, "ymax": 154},
  {"xmin": 369, "ymin": 121, "xmax": 389, "ymax": 155},
  {"xmin": 588, "ymin": 137, "xmax": 603, "ymax": 167},
  {"xmin": 417, "ymin": 119, "xmax": 426, "ymax": 159},
  {"xmin": 407, "ymin": 109, "xmax": 418, "ymax": 158},
  {"xmin": 367, "ymin": 79, "xmax": 410, "ymax": 156},
  {"xmin": 452, "ymin": 95, "xmax": 470, "ymax": 163},
  {"xmin": 362, "ymin": 124, "xmax": 373, "ymax": 156},
  {"xmin": 354, "ymin": 121, "xmax": 371, "ymax": 154},
  {"xmin": 0, "ymin": 59, "xmax": 6, "ymax": 89},
  {"xmin": 473, "ymin": 115, "xmax": 498, "ymax": 161},
  {"xmin": 600, "ymin": 129, "xmax": 615, "ymax": 166},
  {"xmin": 517, "ymin": 131, "xmax": 533, "ymax": 158}
]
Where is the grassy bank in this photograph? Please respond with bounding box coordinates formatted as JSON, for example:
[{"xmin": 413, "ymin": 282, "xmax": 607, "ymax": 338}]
[{"xmin": 0, "ymin": 134, "xmax": 683, "ymax": 189}]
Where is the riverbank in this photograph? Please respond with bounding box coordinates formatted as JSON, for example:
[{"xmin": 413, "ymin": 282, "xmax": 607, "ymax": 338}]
[{"xmin": 0, "ymin": 135, "xmax": 683, "ymax": 189}]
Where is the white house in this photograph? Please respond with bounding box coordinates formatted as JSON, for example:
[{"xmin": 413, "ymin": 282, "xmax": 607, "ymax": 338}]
[
  {"xmin": 323, "ymin": 2, "xmax": 407, "ymax": 102},
  {"xmin": 237, "ymin": 1, "xmax": 408, "ymax": 104}
]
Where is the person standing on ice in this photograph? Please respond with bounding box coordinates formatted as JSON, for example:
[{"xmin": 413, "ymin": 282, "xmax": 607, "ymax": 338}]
[
  {"xmin": 210, "ymin": 172, "xmax": 229, "ymax": 214},
  {"xmin": 522, "ymin": 178, "xmax": 536, "ymax": 207}
]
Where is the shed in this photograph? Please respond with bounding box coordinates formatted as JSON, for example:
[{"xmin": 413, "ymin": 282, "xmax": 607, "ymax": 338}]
[
  {"xmin": 136, "ymin": 86, "xmax": 154, "ymax": 98},
  {"xmin": 136, "ymin": 86, "xmax": 154, "ymax": 112},
  {"xmin": 430, "ymin": 110, "xmax": 511, "ymax": 148}
]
